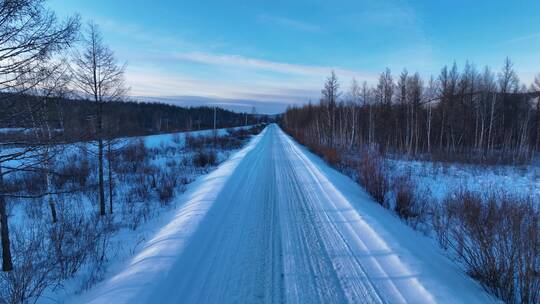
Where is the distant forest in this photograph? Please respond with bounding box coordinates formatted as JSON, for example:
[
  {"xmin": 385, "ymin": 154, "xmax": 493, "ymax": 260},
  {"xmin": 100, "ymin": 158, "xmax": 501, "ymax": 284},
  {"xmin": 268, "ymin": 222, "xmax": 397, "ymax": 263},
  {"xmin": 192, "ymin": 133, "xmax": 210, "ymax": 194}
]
[{"xmin": 0, "ymin": 96, "xmax": 265, "ymax": 142}]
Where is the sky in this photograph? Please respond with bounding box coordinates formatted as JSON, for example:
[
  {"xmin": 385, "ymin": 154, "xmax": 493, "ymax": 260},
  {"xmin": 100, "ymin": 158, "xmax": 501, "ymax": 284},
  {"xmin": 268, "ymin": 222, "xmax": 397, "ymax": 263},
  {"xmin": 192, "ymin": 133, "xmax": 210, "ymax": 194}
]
[{"xmin": 49, "ymin": 0, "xmax": 540, "ymax": 114}]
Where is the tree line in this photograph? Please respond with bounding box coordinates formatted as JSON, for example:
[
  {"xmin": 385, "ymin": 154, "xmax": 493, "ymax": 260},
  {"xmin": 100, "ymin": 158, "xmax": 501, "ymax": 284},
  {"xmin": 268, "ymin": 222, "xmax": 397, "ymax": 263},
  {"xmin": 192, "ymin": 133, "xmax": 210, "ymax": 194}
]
[
  {"xmin": 0, "ymin": 96, "xmax": 259, "ymax": 142},
  {"xmin": 282, "ymin": 60, "xmax": 540, "ymax": 163}
]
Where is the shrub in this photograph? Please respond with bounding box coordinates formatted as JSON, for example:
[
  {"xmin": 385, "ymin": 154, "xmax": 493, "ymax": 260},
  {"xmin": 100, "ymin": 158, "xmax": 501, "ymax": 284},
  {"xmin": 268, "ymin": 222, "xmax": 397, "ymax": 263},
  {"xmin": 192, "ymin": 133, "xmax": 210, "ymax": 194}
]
[
  {"xmin": 247, "ymin": 124, "xmax": 265, "ymax": 135},
  {"xmin": 53, "ymin": 154, "xmax": 91, "ymax": 188},
  {"xmin": 438, "ymin": 190, "xmax": 540, "ymax": 303},
  {"xmin": 357, "ymin": 148, "xmax": 389, "ymax": 206},
  {"xmin": 48, "ymin": 204, "xmax": 97, "ymax": 280},
  {"xmin": 227, "ymin": 125, "xmax": 265, "ymax": 140},
  {"xmin": 4, "ymin": 172, "xmax": 46, "ymax": 195},
  {"xmin": 120, "ymin": 139, "xmax": 148, "ymax": 170},
  {"xmin": 156, "ymin": 173, "xmax": 176, "ymax": 204},
  {"xmin": 131, "ymin": 180, "xmax": 151, "ymax": 202},
  {"xmin": 193, "ymin": 150, "xmax": 217, "ymax": 167},
  {"xmin": 185, "ymin": 133, "xmax": 206, "ymax": 150},
  {"xmin": 19, "ymin": 172, "xmax": 47, "ymax": 195},
  {"xmin": 214, "ymin": 136, "xmax": 242, "ymax": 150},
  {"xmin": 390, "ymin": 173, "xmax": 429, "ymax": 229},
  {"xmin": 0, "ymin": 226, "xmax": 55, "ymax": 304},
  {"xmin": 121, "ymin": 193, "xmax": 148, "ymax": 230},
  {"xmin": 78, "ymin": 217, "xmax": 114, "ymax": 293},
  {"xmin": 234, "ymin": 129, "xmax": 250, "ymax": 140},
  {"xmin": 320, "ymin": 146, "xmax": 341, "ymax": 166}
]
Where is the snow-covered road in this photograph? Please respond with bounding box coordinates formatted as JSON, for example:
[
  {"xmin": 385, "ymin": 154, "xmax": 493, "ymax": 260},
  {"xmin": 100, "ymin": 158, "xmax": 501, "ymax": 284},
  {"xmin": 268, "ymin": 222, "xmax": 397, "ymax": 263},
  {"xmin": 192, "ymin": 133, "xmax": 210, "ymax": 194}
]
[{"xmin": 83, "ymin": 124, "xmax": 496, "ymax": 304}]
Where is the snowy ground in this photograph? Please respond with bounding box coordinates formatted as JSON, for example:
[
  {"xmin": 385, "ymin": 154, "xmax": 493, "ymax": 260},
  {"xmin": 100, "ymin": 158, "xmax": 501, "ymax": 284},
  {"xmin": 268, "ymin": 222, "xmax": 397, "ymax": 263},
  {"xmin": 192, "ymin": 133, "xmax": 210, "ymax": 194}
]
[
  {"xmin": 2, "ymin": 126, "xmax": 258, "ymax": 303},
  {"xmin": 387, "ymin": 159, "xmax": 540, "ymax": 202},
  {"xmin": 77, "ymin": 124, "xmax": 496, "ymax": 304},
  {"xmin": 142, "ymin": 125, "xmax": 250, "ymax": 149}
]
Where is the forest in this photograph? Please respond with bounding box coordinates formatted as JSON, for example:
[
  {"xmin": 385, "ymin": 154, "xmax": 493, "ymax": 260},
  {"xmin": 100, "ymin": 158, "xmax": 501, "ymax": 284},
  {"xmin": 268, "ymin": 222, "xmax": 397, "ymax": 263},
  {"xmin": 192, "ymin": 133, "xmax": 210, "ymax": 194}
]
[
  {"xmin": 0, "ymin": 96, "xmax": 261, "ymax": 142},
  {"xmin": 282, "ymin": 61, "xmax": 540, "ymax": 164}
]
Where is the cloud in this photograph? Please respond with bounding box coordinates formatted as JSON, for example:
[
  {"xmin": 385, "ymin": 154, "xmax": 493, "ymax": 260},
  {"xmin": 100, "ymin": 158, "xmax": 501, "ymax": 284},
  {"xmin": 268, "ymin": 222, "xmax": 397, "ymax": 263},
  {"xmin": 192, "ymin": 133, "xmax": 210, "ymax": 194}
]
[
  {"xmin": 257, "ymin": 14, "xmax": 324, "ymax": 33},
  {"xmin": 170, "ymin": 51, "xmax": 377, "ymax": 81},
  {"xmin": 135, "ymin": 96, "xmax": 294, "ymax": 114},
  {"xmin": 126, "ymin": 67, "xmax": 319, "ymax": 114},
  {"xmin": 126, "ymin": 65, "xmax": 320, "ymax": 103},
  {"xmin": 503, "ymin": 32, "xmax": 540, "ymax": 45},
  {"xmin": 124, "ymin": 49, "xmax": 380, "ymax": 113}
]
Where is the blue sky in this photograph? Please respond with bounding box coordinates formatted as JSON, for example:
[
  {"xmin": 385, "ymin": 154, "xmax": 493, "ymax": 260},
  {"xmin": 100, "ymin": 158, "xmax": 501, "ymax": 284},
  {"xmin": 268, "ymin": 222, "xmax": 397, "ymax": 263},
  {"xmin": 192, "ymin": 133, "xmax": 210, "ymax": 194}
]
[{"xmin": 49, "ymin": 0, "xmax": 540, "ymax": 113}]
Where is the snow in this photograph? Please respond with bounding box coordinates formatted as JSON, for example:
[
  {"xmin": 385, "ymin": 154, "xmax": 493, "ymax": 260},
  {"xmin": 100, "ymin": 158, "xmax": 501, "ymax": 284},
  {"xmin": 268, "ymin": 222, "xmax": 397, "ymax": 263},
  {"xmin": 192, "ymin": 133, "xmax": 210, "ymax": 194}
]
[
  {"xmin": 142, "ymin": 126, "xmax": 249, "ymax": 149},
  {"xmin": 388, "ymin": 159, "xmax": 540, "ymax": 202},
  {"xmin": 2, "ymin": 125, "xmax": 256, "ymax": 303},
  {"xmin": 0, "ymin": 127, "xmax": 63, "ymax": 134},
  {"xmin": 77, "ymin": 124, "xmax": 496, "ymax": 304},
  {"xmin": 0, "ymin": 128, "xmax": 26, "ymax": 133}
]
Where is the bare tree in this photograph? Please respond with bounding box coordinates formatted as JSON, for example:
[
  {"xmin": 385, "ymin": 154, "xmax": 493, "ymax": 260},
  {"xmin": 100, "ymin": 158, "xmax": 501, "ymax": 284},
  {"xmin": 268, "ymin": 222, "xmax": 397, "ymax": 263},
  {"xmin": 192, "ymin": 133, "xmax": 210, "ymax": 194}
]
[
  {"xmin": 498, "ymin": 57, "xmax": 520, "ymax": 94},
  {"xmin": 406, "ymin": 72, "xmax": 423, "ymax": 154},
  {"xmin": 361, "ymin": 81, "xmax": 374, "ymax": 146},
  {"xmin": 532, "ymin": 74, "xmax": 540, "ymax": 91},
  {"xmin": 376, "ymin": 68, "xmax": 394, "ymax": 106},
  {"xmin": 375, "ymin": 68, "xmax": 394, "ymax": 150},
  {"xmin": 0, "ymin": 0, "xmax": 78, "ymax": 272},
  {"xmin": 346, "ymin": 78, "xmax": 360, "ymax": 149},
  {"xmin": 396, "ymin": 69, "xmax": 408, "ymax": 151},
  {"xmin": 71, "ymin": 22, "xmax": 126, "ymax": 217},
  {"xmin": 321, "ymin": 71, "xmax": 340, "ymax": 147}
]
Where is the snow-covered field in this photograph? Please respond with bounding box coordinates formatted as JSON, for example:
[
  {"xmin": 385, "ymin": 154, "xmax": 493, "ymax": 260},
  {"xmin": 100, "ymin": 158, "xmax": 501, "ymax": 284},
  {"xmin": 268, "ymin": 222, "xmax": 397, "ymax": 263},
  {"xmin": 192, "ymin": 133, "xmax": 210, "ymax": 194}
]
[
  {"xmin": 388, "ymin": 159, "xmax": 540, "ymax": 202},
  {"xmin": 76, "ymin": 124, "xmax": 496, "ymax": 304},
  {"xmin": 142, "ymin": 125, "xmax": 249, "ymax": 149},
  {"xmin": 1, "ymin": 126, "xmax": 260, "ymax": 303}
]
